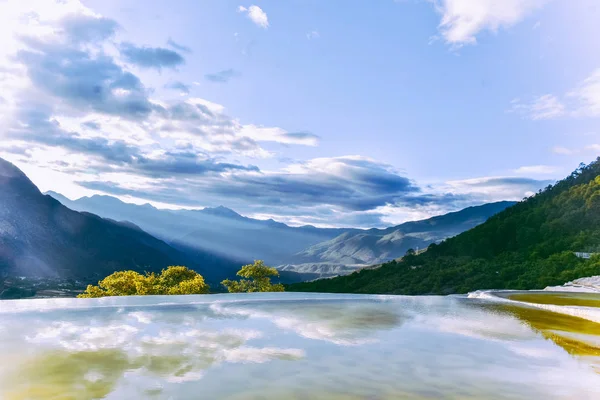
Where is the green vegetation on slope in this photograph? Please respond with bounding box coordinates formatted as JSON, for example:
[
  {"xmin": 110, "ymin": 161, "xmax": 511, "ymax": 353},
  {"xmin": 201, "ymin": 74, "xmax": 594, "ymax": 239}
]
[{"xmin": 289, "ymin": 158, "xmax": 600, "ymax": 295}]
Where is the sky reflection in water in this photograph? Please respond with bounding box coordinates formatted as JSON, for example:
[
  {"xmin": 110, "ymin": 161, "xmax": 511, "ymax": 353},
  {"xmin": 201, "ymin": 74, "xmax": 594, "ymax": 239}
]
[{"xmin": 1, "ymin": 292, "xmax": 600, "ymax": 399}]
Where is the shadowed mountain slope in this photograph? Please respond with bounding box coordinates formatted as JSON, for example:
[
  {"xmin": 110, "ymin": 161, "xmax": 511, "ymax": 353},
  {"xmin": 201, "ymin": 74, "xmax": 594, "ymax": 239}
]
[
  {"xmin": 0, "ymin": 158, "xmax": 239, "ymax": 283},
  {"xmin": 47, "ymin": 191, "xmax": 355, "ymax": 265}
]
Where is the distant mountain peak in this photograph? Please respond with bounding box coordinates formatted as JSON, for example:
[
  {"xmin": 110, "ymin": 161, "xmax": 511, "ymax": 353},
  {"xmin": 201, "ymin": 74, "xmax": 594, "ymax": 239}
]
[
  {"xmin": 0, "ymin": 158, "xmax": 26, "ymax": 179},
  {"xmin": 200, "ymin": 205, "xmax": 243, "ymax": 219},
  {"xmin": 0, "ymin": 158, "xmax": 41, "ymax": 197},
  {"xmin": 88, "ymin": 194, "xmax": 124, "ymax": 203},
  {"xmin": 1, "ymin": 159, "xmax": 213, "ymax": 281},
  {"xmin": 45, "ymin": 190, "xmax": 71, "ymax": 202}
]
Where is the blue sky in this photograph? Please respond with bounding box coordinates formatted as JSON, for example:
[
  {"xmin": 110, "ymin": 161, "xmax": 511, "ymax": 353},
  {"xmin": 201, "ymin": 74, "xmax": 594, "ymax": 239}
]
[{"xmin": 0, "ymin": 0, "xmax": 599, "ymax": 227}]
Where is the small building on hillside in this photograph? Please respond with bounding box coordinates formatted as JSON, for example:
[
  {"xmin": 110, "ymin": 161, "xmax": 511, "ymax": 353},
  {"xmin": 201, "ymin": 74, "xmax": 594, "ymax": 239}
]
[{"xmin": 574, "ymin": 252, "xmax": 595, "ymax": 259}]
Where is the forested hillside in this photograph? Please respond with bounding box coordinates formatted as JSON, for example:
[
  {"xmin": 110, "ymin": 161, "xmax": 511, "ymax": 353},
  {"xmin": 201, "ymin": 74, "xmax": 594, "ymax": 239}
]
[
  {"xmin": 290, "ymin": 158, "xmax": 600, "ymax": 294},
  {"xmin": 290, "ymin": 201, "xmax": 514, "ymax": 265}
]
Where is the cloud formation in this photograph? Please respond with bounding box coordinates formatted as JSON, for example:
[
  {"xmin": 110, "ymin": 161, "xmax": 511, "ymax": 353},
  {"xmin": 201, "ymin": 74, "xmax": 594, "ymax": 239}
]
[
  {"xmin": 7, "ymin": 106, "xmax": 259, "ymax": 178},
  {"xmin": 15, "ymin": 37, "xmax": 155, "ymax": 120},
  {"xmin": 166, "ymin": 38, "xmax": 192, "ymax": 53},
  {"xmin": 165, "ymin": 81, "xmax": 191, "ymax": 94},
  {"xmin": 568, "ymin": 68, "xmax": 600, "ymax": 117},
  {"xmin": 237, "ymin": 5, "xmax": 269, "ymax": 29},
  {"xmin": 66, "ymin": 153, "xmax": 552, "ymax": 227},
  {"xmin": 551, "ymin": 144, "xmax": 600, "ymax": 157},
  {"xmin": 0, "ymin": 2, "xmax": 333, "ymax": 201},
  {"xmin": 211, "ymin": 156, "xmax": 419, "ymax": 211},
  {"xmin": 205, "ymin": 69, "xmax": 241, "ymax": 83},
  {"xmin": 61, "ymin": 14, "xmax": 120, "ymax": 43},
  {"xmin": 445, "ymin": 176, "xmax": 553, "ymax": 200},
  {"xmin": 0, "ymin": 0, "xmax": 557, "ymax": 228},
  {"xmin": 71, "ymin": 156, "xmax": 417, "ymax": 212},
  {"xmin": 120, "ymin": 42, "xmax": 185, "ymax": 69},
  {"xmin": 509, "ymin": 94, "xmax": 565, "ymax": 120},
  {"xmin": 514, "ymin": 165, "xmax": 559, "ymax": 175},
  {"xmin": 510, "ymin": 69, "xmax": 600, "ymax": 120},
  {"xmin": 306, "ymin": 30, "xmax": 320, "ymax": 40},
  {"xmin": 431, "ymin": 0, "xmax": 548, "ymax": 46}
]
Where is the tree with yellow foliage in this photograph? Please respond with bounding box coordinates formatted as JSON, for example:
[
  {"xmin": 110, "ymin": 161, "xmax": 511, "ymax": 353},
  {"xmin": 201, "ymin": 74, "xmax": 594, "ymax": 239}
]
[
  {"xmin": 78, "ymin": 266, "xmax": 209, "ymax": 298},
  {"xmin": 221, "ymin": 260, "xmax": 284, "ymax": 293}
]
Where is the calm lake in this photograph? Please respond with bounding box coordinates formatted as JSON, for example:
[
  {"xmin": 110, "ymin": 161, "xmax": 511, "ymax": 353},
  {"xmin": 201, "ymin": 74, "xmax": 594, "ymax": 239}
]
[{"xmin": 1, "ymin": 291, "xmax": 600, "ymax": 399}]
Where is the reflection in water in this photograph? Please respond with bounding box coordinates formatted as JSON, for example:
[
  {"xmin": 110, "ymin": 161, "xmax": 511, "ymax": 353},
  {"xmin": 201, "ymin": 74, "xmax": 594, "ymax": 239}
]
[
  {"xmin": 493, "ymin": 292, "xmax": 600, "ymax": 359},
  {"xmin": 210, "ymin": 299, "xmax": 403, "ymax": 345},
  {"xmin": 1, "ymin": 293, "xmax": 600, "ymax": 399}
]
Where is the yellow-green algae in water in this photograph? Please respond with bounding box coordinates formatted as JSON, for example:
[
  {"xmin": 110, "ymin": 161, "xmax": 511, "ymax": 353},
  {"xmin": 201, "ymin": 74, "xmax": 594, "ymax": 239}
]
[
  {"xmin": 498, "ymin": 293, "xmax": 600, "ymax": 358},
  {"xmin": 3, "ymin": 349, "xmax": 133, "ymax": 400},
  {"xmin": 507, "ymin": 292, "xmax": 600, "ymax": 308},
  {"xmin": 1, "ymin": 349, "xmax": 217, "ymax": 400}
]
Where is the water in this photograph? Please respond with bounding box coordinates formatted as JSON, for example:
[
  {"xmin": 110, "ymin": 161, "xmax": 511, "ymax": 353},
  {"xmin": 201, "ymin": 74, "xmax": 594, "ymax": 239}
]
[{"xmin": 1, "ymin": 292, "xmax": 600, "ymax": 399}]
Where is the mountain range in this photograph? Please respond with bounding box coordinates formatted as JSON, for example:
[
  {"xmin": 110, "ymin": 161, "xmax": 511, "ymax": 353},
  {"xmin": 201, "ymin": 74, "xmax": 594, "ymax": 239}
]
[
  {"xmin": 0, "ymin": 156, "xmax": 518, "ymax": 298},
  {"xmin": 0, "ymin": 158, "xmax": 239, "ymax": 285},
  {"xmin": 290, "ymin": 158, "xmax": 600, "ymax": 294},
  {"xmin": 289, "ymin": 201, "xmax": 516, "ymax": 266},
  {"xmin": 46, "ymin": 191, "xmax": 353, "ymax": 266},
  {"xmin": 47, "ymin": 191, "xmax": 514, "ymax": 279}
]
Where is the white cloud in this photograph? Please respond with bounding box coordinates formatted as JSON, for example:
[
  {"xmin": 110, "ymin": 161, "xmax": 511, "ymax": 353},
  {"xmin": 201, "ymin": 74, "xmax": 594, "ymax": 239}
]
[
  {"xmin": 552, "ymin": 146, "xmax": 574, "ymax": 155},
  {"xmin": 432, "ymin": 0, "xmax": 548, "ymax": 46},
  {"xmin": 511, "ymin": 69, "xmax": 600, "ymax": 120},
  {"xmin": 306, "ymin": 30, "xmax": 320, "ymax": 40},
  {"xmin": 514, "ymin": 165, "xmax": 559, "ymax": 175},
  {"xmin": 238, "ymin": 125, "xmax": 319, "ymax": 146},
  {"xmin": 509, "ymin": 94, "xmax": 565, "ymax": 120},
  {"xmin": 237, "ymin": 5, "xmax": 269, "ymax": 29},
  {"xmin": 568, "ymin": 68, "xmax": 600, "ymax": 117},
  {"xmin": 0, "ymin": 0, "xmax": 566, "ymax": 229},
  {"xmin": 444, "ymin": 175, "xmax": 552, "ymax": 201},
  {"xmin": 551, "ymin": 144, "xmax": 600, "ymax": 156},
  {"xmin": 0, "ymin": 1, "xmax": 317, "ymax": 170}
]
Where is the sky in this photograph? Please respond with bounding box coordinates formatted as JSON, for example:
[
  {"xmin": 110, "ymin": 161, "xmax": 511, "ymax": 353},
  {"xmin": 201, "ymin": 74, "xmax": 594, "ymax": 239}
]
[{"xmin": 0, "ymin": 0, "xmax": 599, "ymax": 228}]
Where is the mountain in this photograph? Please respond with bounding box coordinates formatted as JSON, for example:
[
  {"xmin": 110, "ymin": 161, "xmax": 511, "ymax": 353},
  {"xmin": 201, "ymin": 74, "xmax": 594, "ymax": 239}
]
[
  {"xmin": 0, "ymin": 158, "xmax": 239, "ymax": 284},
  {"xmin": 289, "ymin": 158, "xmax": 600, "ymax": 295},
  {"xmin": 278, "ymin": 262, "xmax": 361, "ymax": 279},
  {"xmin": 47, "ymin": 190, "xmax": 515, "ymax": 281},
  {"xmin": 47, "ymin": 191, "xmax": 355, "ymax": 265},
  {"xmin": 290, "ymin": 201, "xmax": 516, "ymax": 266}
]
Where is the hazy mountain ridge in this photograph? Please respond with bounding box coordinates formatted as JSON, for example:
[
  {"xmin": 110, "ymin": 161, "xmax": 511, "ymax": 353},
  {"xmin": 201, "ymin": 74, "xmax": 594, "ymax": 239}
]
[
  {"xmin": 47, "ymin": 191, "xmax": 356, "ymax": 265},
  {"xmin": 290, "ymin": 201, "xmax": 516, "ymax": 266},
  {"xmin": 46, "ymin": 190, "xmax": 515, "ymax": 281},
  {"xmin": 0, "ymin": 158, "xmax": 239, "ymax": 285},
  {"xmin": 278, "ymin": 263, "xmax": 361, "ymax": 278}
]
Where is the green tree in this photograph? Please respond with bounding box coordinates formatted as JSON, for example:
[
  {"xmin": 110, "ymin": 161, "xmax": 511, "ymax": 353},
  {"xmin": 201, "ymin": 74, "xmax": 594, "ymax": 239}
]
[
  {"xmin": 221, "ymin": 260, "xmax": 285, "ymax": 293},
  {"xmin": 78, "ymin": 266, "xmax": 209, "ymax": 298}
]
